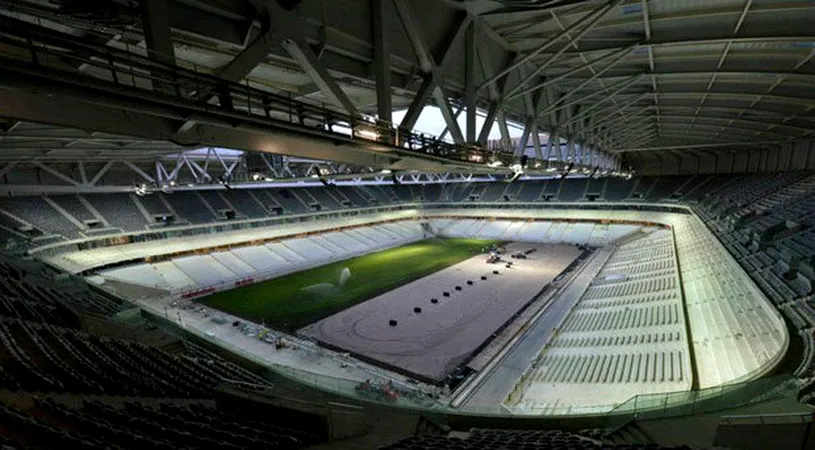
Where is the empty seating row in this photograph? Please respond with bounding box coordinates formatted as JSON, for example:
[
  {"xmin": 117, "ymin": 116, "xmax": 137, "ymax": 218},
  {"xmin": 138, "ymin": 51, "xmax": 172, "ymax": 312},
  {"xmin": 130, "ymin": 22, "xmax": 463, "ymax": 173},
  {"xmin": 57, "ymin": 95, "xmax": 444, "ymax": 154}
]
[
  {"xmin": 506, "ymin": 230, "xmax": 691, "ymax": 412},
  {"xmin": 102, "ymin": 222, "xmax": 427, "ymax": 292},
  {"xmin": 381, "ymin": 428, "xmax": 700, "ymax": 450},
  {"xmin": 0, "ymin": 178, "xmax": 707, "ymax": 242},
  {"xmin": 0, "ymin": 316, "xmax": 268, "ymax": 396}
]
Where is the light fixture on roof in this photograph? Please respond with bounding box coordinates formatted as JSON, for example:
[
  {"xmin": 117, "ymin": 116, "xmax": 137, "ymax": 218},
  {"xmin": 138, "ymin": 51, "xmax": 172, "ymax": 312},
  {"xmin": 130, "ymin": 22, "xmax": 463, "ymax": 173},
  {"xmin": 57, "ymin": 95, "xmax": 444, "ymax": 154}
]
[
  {"xmin": 380, "ymin": 169, "xmax": 392, "ymax": 174},
  {"xmin": 356, "ymin": 128, "xmax": 379, "ymax": 140},
  {"xmin": 134, "ymin": 183, "xmax": 149, "ymax": 196}
]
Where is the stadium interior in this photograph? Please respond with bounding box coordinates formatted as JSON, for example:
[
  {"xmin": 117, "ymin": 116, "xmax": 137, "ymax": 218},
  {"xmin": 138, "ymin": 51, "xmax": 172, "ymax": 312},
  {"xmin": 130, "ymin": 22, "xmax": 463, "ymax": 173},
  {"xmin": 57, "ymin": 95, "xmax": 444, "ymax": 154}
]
[{"xmin": 0, "ymin": 0, "xmax": 814, "ymax": 449}]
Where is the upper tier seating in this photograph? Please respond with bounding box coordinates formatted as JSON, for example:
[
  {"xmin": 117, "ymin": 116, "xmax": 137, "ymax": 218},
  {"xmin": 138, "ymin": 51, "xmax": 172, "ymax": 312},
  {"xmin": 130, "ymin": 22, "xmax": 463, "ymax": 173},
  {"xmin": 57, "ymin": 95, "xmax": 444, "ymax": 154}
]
[
  {"xmin": 221, "ymin": 190, "xmax": 268, "ymax": 218},
  {"xmin": 84, "ymin": 194, "xmax": 149, "ymax": 232},
  {"xmin": 0, "ymin": 196, "xmax": 80, "ymax": 238},
  {"xmin": 163, "ymin": 192, "xmax": 219, "ymax": 224},
  {"xmin": 0, "ymin": 177, "xmax": 712, "ymax": 243},
  {"xmin": 693, "ymin": 172, "xmax": 815, "ymax": 391}
]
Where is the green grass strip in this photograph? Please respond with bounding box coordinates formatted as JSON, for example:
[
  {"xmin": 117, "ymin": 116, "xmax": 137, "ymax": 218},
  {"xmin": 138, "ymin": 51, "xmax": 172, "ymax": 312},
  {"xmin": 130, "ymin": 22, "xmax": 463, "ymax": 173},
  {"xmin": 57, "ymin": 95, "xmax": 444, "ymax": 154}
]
[{"xmin": 200, "ymin": 237, "xmax": 502, "ymax": 331}]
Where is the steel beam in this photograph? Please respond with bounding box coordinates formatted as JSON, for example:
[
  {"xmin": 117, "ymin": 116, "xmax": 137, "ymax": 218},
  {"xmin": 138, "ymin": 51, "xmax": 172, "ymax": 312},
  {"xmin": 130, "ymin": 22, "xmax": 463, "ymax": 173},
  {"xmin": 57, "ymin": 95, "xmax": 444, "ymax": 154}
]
[
  {"xmin": 531, "ymin": 126, "xmax": 543, "ymax": 160},
  {"xmin": 281, "ymin": 38, "xmax": 358, "ymax": 115},
  {"xmin": 433, "ymin": 87, "xmax": 465, "ymax": 144},
  {"xmin": 545, "ymin": 131, "xmax": 557, "ymax": 160},
  {"xmin": 124, "ymin": 160, "xmax": 156, "ymax": 183},
  {"xmin": 0, "ymin": 161, "xmax": 19, "ymax": 179},
  {"xmin": 399, "ymin": 76, "xmax": 435, "ymax": 135},
  {"xmin": 219, "ymin": 29, "xmax": 280, "ymax": 82},
  {"xmin": 507, "ymin": 46, "xmax": 633, "ymax": 101},
  {"xmin": 506, "ymin": 0, "xmax": 625, "ymax": 98},
  {"xmin": 561, "ymin": 92, "xmax": 650, "ymax": 129},
  {"xmin": 465, "ymin": 23, "xmax": 477, "ymax": 142},
  {"xmin": 516, "ymin": 119, "xmax": 532, "ymax": 156},
  {"xmin": 478, "ymin": 105, "xmax": 499, "ymax": 145},
  {"xmin": 141, "ymin": 0, "xmax": 175, "ymax": 67},
  {"xmin": 393, "ymin": 4, "xmax": 470, "ymax": 140},
  {"xmin": 476, "ymin": 49, "xmax": 517, "ymax": 145},
  {"xmin": 372, "ymin": 0, "xmax": 392, "ymax": 124},
  {"xmin": 623, "ymin": 139, "xmax": 793, "ymax": 152},
  {"xmin": 77, "ymin": 161, "xmax": 88, "ymax": 184},
  {"xmin": 521, "ymin": 45, "xmax": 635, "ymax": 107},
  {"xmin": 478, "ymin": 1, "xmax": 616, "ymax": 90},
  {"xmin": 438, "ymin": 106, "xmax": 464, "ymax": 142},
  {"xmin": 89, "ymin": 160, "xmax": 115, "ymax": 185},
  {"xmin": 539, "ymin": 74, "xmax": 644, "ymax": 120},
  {"xmin": 0, "ymin": 87, "xmax": 405, "ymax": 170}
]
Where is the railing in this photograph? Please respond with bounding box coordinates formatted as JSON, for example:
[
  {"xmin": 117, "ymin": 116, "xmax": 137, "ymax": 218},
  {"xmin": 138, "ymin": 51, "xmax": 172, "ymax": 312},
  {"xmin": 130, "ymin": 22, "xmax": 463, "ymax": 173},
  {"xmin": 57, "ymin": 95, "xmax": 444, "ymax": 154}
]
[
  {"xmin": 604, "ymin": 375, "xmax": 800, "ymax": 428},
  {"xmin": 0, "ymin": 14, "xmax": 509, "ymax": 168},
  {"xmin": 263, "ymin": 356, "xmax": 797, "ymax": 423},
  {"xmin": 30, "ymin": 201, "xmax": 692, "ymax": 261},
  {"xmin": 30, "ymin": 203, "xmax": 420, "ymax": 259},
  {"xmin": 0, "ymin": 13, "xmax": 623, "ymax": 174}
]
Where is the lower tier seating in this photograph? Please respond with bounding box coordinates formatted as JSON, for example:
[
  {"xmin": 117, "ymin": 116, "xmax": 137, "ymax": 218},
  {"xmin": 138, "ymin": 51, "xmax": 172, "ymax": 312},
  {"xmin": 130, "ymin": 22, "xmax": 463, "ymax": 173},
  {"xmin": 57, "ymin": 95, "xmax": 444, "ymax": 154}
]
[{"xmin": 380, "ymin": 429, "xmax": 701, "ymax": 450}]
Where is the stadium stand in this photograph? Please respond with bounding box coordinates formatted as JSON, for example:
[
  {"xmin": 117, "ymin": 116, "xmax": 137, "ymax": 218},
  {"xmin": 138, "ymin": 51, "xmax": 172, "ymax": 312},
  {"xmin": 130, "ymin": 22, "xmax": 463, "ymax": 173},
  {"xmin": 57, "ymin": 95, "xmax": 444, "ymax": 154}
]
[
  {"xmin": 559, "ymin": 177, "xmax": 587, "ymax": 202},
  {"xmin": 100, "ymin": 221, "xmax": 427, "ymax": 292},
  {"xmin": 691, "ymin": 172, "xmax": 815, "ymax": 395},
  {"xmin": 604, "ymin": 179, "xmax": 636, "ymax": 202},
  {"xmin": 0, "ymin": 196, "xmax": 81, "ymax": 239},
  {"xmin": 83, "ymin": 194, "xmax": 149, "ymax": 232},
  {"xmin": 163, "ymin": 192, "xmax": 219, "ymax": 224},
  {"xmin": 380, "ymin": 429, "xmax": 700, "ymax": 450},
  {"xmin": 267, "ymin": 189, "xmax": 310, "ymax": 214},
  {"xmin": 49, "ymin": 195, "xmax": 97, "ymax": 224},
  {"xmin": 508, "ymin": 230, "xmax": 692, "ymax": 412},
  {"xmin": 222, "ymin": 190, "xmax": 268, "ymax": 218},
  {"xmin": 0, "ymin": 248, "xmax": 323, "ymax": 450},
  {"xmin": 197, "ymin": 190, "xmax": 233, "ymax": 219},
  {"xmin": 307, "ymin": 186, "xmax": 343, "ymax": 210}
]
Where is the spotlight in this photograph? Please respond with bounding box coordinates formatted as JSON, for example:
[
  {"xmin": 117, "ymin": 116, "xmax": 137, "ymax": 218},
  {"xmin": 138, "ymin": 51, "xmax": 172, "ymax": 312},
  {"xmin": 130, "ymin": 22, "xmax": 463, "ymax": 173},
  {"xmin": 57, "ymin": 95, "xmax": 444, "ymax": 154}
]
[{"xmin": 560, "ymin": 163, "xmax": 574, "ymax": 179}]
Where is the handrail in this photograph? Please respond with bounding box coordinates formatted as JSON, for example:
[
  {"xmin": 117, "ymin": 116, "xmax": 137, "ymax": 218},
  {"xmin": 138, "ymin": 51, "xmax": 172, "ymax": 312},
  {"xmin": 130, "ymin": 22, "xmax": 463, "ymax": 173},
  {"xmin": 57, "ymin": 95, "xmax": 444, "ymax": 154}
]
[
  {"xmin": 0, "ymin": 14, "xmax": 510, "ymax": 169},
  {"xmin": 29, "ymin": 201, "xmax": 693, "ymax": 261},
  {"xmin": 0, "ymin": 13, "xmax": 622, "ymax": 175}
]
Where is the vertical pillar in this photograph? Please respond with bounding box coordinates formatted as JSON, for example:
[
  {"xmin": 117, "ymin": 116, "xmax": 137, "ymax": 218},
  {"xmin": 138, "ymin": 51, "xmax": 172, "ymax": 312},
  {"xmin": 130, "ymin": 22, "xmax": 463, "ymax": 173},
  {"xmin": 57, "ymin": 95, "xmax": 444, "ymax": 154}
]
[
  {"xmin": 545, "ymin": 130, "xmax": 557, "ymax": 161},
  {"xmin": 464, "ymin": 22, "xmax": 476, "ymax": 143},
  {"xmin": 141, "ymin": 0, "xmax": 176, "ymax": 94},
  {"xmin": 372, "ymin": 0, "xmax": 392, "ymax": 125}
]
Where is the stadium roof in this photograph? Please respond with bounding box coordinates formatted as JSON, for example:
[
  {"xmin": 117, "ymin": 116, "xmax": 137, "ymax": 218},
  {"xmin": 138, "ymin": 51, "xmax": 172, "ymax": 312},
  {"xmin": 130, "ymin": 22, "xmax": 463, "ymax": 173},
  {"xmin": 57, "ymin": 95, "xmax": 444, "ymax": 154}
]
[{"xmin": 0, "ymin": 0, "xmax": 812, "ymax": 173}]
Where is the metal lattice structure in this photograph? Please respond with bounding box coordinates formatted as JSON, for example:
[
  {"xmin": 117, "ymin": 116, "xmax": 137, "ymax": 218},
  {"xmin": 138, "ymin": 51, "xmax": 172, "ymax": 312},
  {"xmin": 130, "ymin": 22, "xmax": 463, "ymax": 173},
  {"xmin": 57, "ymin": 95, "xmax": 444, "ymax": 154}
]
[{"xmin": 0, "ymin": 0, "xmax": 813, "ymax": 189}]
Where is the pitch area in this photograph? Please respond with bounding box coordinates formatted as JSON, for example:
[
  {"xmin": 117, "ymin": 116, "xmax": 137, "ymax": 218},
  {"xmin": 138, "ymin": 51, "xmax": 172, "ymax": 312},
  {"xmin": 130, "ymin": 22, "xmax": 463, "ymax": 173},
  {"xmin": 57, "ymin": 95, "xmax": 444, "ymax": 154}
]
[
  {"xmin": 200, "ymin": 238, "xmax": 500, "ymax": 331},
  {"xmin": 300, "ymin": 242, "xmax": 583, "ymax": 382}
]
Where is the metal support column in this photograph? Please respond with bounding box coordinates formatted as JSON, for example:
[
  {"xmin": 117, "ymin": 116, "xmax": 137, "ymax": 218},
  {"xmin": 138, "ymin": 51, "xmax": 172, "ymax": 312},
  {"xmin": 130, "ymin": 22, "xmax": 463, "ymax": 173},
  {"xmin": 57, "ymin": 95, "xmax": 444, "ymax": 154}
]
[
  {"xmin": 372, "ymin": 0, "xmax": 392, "ymax": 125},
  {"xmin": 465, "ymin": 22, "xmax": 476, "ymax": 143}
]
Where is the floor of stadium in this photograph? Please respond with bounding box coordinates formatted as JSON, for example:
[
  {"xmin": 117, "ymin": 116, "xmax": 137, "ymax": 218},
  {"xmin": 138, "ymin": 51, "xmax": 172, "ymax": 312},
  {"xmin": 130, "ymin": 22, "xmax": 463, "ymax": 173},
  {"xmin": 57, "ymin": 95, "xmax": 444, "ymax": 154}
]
[{"xmin": 299, "ymin": 242, "xmax": 581, "ymax": 382}]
